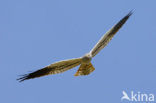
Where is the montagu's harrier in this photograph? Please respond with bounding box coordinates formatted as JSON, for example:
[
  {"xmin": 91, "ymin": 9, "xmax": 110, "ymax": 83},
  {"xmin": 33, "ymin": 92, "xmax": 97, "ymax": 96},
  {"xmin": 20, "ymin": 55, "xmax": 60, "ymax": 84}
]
[{"xmin": 17, "ymin": 11, "xmax": 132, "ymax": 82}]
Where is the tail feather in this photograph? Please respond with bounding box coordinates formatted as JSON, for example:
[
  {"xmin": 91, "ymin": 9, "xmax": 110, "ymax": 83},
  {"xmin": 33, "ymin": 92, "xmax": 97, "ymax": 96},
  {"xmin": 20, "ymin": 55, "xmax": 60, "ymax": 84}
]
[{"xmin": 74, "ymin": 62, "xmax": 95, "ymax": 76}]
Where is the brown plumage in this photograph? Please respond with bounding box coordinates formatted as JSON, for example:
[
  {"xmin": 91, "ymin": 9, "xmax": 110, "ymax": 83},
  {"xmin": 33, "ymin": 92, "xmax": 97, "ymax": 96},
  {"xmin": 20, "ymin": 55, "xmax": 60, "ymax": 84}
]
[{"xmin": 74, "ymin": 63, "xmax": 95, "ymax": 76}]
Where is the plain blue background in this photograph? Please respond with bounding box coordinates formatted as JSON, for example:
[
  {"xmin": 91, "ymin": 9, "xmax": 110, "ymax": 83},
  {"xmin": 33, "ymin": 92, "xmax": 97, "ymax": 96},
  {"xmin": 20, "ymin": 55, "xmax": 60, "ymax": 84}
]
[{"xmin": 0, "ymin": 0, "xmax": 156, "ymax": 103}]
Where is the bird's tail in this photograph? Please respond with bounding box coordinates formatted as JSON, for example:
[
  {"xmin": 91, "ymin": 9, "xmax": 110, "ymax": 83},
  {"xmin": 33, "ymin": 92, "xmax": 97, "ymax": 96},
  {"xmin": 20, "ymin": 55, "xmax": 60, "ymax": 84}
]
[{"xmin": 74, "ymin": 62, "xmax": 95, "ymax": 76}]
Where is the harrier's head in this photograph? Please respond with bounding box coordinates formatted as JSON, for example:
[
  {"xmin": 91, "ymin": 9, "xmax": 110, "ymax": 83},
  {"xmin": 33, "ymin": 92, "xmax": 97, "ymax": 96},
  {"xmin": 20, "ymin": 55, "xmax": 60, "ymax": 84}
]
[{"xmin": 81, "ymin": 54, "xmax": 92, "ymax": 64}]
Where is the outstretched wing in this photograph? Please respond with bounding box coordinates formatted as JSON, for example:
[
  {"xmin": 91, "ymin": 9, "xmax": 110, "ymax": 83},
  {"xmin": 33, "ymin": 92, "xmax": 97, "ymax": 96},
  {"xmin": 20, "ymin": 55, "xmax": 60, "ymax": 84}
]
[
  {"xmin": 17, "ymin": 58, "xmax": 82, "ymax": 82},
  {"xmin": 90, "ymin": 11, "xmax": 132, "ymax": 57}
]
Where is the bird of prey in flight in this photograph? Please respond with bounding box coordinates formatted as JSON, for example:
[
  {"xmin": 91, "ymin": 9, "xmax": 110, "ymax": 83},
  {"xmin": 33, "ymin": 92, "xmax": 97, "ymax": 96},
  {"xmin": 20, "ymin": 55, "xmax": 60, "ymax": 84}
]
[{"xmin": 17, "ymin": 11, "xmax": 132, "ymax": 82}]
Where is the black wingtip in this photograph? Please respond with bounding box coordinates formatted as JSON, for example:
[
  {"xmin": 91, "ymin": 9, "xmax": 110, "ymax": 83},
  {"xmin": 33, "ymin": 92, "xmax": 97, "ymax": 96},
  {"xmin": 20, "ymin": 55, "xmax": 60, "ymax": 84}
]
[
  {"xmin": 127, "ymin": 10, "xmax": 134, "ymax": 17},
  {"xmin": 17, "ymin": 74, "xmax": 30, "ymax": 82},
  {"xmin": 17, "ymin": 67, "xmax": 52, "ymax": 82}
]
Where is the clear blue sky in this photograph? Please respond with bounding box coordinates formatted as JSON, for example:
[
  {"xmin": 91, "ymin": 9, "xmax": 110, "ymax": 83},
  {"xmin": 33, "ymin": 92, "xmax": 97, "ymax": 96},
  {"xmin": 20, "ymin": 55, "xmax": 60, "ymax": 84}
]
[{"xmin": 0, "ymin": 0, "xmax": 156, "ymax": 103}]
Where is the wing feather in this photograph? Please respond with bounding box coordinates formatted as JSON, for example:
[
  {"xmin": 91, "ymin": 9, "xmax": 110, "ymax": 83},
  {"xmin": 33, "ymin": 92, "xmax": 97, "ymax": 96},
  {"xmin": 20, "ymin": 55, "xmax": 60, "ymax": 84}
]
[
  {"xmin": 90, "ymin": 11, "xmax": 132, "ymax": 57},
  {"xmin": 17, "ymin": 58, "xmax": 82, "ymax": 82}
]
